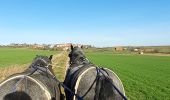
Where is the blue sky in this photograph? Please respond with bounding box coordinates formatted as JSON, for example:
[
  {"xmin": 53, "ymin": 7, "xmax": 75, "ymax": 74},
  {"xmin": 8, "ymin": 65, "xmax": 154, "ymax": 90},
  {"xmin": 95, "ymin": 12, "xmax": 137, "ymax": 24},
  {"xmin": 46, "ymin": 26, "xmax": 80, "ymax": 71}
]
[{"xmin": 0, "ymin": 0, "xmax": 170, "ymax": 47}]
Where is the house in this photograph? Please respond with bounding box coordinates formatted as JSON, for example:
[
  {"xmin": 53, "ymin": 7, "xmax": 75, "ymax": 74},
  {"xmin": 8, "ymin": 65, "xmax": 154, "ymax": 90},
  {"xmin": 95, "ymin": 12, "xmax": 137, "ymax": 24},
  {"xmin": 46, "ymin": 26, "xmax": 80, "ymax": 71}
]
[
  {"xmin": 54, "ymin": 43, "xmax": 71, "ymax": 48},
  {"xmin": 134, "ymin": 49, "xmax": 139, "ymax": 52},
  {"xmin": 139, "ymin": 51, "xmax": 144, "ymax": 54},
  {"xmin": 144, "ymin": 49, "xmax": 155, "ymax": 53},
  {"xmin": 82, "ymin": 45, "xmax": 91, "ymax": 49},
  {"xmin": 31, "ymin": 44, "xmax": 46, "ymax": 50},
  {"xmin": 123, "ymin": 48, "xmax": 127, "ymax": 50},
  {"xmin": 73, "ymin": 44, "xmax": 83, "ymax": 48},
  {"xmin": 115, "ymin": 47, "xmax": 123, "ymax": 51}
]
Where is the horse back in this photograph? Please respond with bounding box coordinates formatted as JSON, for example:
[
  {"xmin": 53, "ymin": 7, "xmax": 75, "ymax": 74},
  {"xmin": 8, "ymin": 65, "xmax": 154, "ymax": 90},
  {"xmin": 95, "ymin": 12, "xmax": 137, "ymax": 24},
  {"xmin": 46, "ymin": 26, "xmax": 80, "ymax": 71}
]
[{"xmin": 65, "ymin": 65, "xmax": 125, "ymax": 100}]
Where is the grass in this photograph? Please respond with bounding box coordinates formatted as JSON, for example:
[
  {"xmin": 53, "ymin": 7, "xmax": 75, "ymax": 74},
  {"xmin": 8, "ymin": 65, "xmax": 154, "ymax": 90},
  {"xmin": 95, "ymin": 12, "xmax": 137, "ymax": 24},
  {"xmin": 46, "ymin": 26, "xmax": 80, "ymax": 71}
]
[
  {"xmin": 0, "ymin": 47, "xmax": 68, "ymax": 83},
  {"xmin": 86, "ymin": 51, "xmax": 170, "ymax": 100},
  {"xmin": 0, "ymin": 64, "xmax": 28, "ymax": 81},
  {"xmin": 0, "ymin": 48, "xmax": 68, "ymax": 95},
  {"xmin": 52, "ymin": 51, "xmax": 69, "ymax": 81},
  {"xmin": 1, "ymin": 47, "xmax": 170, "ymax": 99},
  {"xmin": 0, "ymin": 47, "xmax": 59, "ymax": 82},
  {"xmin": 0, "ymin": 47, "xmax": 57, "ymax": 67}
]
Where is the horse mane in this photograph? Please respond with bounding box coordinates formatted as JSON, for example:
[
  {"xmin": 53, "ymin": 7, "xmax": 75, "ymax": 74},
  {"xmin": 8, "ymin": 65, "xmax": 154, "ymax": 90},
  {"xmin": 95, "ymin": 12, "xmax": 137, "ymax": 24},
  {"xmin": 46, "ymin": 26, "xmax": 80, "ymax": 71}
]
[{"xmin": 69, "ymin": 46, "xmax": 90, "ymax": 66}]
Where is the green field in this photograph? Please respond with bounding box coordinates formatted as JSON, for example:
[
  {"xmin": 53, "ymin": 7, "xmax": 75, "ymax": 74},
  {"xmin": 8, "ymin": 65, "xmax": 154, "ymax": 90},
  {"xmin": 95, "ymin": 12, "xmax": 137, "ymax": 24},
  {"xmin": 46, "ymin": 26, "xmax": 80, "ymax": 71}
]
[
  {"xmin": 0, "ymin": 47, "xmax": 57, "ymax": 67},
  {"xmin": 86, "ymin": 52, "xmax": 170, "ymax": 100},
  {"xmin": 0, "ymin": 47, "xmax": 170, "ymax": 99}
]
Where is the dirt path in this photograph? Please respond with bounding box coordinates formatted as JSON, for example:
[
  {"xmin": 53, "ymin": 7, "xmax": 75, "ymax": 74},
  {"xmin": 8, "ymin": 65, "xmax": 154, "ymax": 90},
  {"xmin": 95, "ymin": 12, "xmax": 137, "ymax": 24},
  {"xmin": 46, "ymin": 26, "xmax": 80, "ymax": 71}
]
[
  {"xmin": 141, "ymin": 53, "xmax": 170, "ymax": 56},
  {"xmin": 0, "ymin": 51, "xmax": 69, "ymax": 82}
]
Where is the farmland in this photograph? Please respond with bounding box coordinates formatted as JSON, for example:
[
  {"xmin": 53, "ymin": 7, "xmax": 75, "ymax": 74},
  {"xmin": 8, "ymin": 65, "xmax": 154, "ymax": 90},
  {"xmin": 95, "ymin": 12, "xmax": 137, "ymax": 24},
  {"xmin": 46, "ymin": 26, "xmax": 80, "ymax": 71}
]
[
  {"xmin": 0, "ymin": 47, "xmax": 170, "ymax": 100},
  {"xmin": 0, "ymin": 47, "xmax": 69, "ymax": 82},
  {"xmin": 0, "ymin": 47, "xmax": 57, "ymax": 67},
  {"xmin": 86, "ymin": 51, "xmax": 170, "ymax": 100}
]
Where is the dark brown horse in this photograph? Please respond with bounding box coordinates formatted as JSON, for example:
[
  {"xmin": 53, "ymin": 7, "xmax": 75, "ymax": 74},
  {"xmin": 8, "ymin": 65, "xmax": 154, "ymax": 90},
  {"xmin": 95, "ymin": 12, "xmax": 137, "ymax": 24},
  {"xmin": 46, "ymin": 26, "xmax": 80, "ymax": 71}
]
[
  {"xmin": 64, "ymin": 45, "xmax": 126, "ymax": 100},
  {"xmin": 0, "ymin": 55, "xmax": 62, "ymax": 100}
]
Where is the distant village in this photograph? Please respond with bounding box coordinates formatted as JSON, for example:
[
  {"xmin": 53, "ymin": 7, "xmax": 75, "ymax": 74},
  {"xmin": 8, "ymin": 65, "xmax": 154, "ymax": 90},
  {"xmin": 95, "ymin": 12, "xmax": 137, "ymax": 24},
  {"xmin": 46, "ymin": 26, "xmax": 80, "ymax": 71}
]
[
  {"xmin": 114, "ymin": 47, "xmax": 157, "ymax": 54},
  {"xmin": 0, "ymin": 43, "xmax": 92, "ymax": 51},
  {"xmin": 0, "ymin": 43, "xmax": 169, "ymax": 54},
  {"xmin": 114, "ymin": 46, "xmax": 170, "ymax": 54}
]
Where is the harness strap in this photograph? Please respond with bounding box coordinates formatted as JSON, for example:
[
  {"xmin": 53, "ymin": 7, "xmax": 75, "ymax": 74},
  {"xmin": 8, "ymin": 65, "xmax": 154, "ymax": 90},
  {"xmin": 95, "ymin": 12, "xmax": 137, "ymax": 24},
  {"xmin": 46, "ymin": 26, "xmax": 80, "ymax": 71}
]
[
  {"xmin": 58, "ymin": 84, "xmax": 65, "ymax": 100},
  {"xmin": 60, "ymin": 82, "xmax": 83, "ymax": 100},
  {"xmin": 24, "ymin": 76, "xmax": 28, "ymax": 93},
  {"xmin": 11, "ymin": 64, "xmax": 83, "ymax": 100},
  {"xmin": 81, "ymin": 67, "xmax": 99, "ymax": 98},
  {"xmin": 12, "ymin": 68, "xmax": 38, "ymax": 92},
  {"xmin": 12, "ymin": 76, "xmax": 25, "ymax": 92},
  {"xmin": 98, "ymin": 67, "xmax": 128, "ymax": 100},
  {"xmin": 34, "ymin": 65, "xmax": 84, "ymax": 100},
  {"xmin": 71, "ymin": 64, "xmax": 91, "ymax": 89}
]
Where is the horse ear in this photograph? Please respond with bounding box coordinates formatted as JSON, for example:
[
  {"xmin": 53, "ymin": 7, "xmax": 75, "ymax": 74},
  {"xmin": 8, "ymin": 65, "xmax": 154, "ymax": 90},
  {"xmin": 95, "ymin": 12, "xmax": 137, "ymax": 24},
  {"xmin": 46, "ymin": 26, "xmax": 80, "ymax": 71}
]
[
  {"xmin": 49, "ymin": 55, "xmax": 53, "ymax": 60},
  {"xmin": 71, "ymin": 44, "xmax": 74, "ymax": 51}
]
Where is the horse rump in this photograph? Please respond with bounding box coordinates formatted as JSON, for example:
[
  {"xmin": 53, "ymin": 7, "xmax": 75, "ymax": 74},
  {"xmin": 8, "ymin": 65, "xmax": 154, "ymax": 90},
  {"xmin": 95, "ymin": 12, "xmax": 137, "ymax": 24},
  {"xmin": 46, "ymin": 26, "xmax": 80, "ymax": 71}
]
[
  {"xmin": 68, "ymin": 67, "xmax": 126, "ymax": 100},
  {"xmin": 95, "ymin": 75, "xmax": 123, "ymax": 100},
  {"xmin": 0, "ymin": 74, "xmax": 59, "ymax": 100}
]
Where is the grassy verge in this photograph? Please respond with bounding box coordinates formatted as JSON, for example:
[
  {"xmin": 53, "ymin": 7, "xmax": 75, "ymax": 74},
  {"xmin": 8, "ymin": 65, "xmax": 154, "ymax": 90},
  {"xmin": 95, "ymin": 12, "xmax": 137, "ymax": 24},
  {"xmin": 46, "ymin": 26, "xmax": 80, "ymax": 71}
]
[
  {"xmin": 52, "ymin": 51, "xmax": 69, "ymax": 81},
  {"xmin": 0, "ymin": 51, "xmax": 68, "ymax": 82},
  {"xmin": 86, "ymin": 52, "xmax": 170, "ymax": 100}
]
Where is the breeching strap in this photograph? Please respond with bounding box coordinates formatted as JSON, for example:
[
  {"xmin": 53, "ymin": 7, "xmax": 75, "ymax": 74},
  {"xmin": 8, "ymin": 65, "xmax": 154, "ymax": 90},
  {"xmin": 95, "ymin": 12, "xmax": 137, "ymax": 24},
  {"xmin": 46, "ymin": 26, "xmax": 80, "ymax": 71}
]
[{"xmin": 98, "ymin": 67, "xmax": 128, "ymax": 100}]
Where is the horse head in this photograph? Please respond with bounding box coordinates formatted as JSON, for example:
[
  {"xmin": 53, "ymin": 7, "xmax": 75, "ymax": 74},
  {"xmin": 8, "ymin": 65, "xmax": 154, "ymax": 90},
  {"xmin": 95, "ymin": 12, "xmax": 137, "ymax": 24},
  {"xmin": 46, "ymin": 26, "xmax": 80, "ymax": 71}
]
[
  {"xmin": 29, "ymin": 55, "xmax": 54, "ymax": 76},
  {"xmin": 69, "ymin": 45, "xmax": 89, "ymax": 67}
]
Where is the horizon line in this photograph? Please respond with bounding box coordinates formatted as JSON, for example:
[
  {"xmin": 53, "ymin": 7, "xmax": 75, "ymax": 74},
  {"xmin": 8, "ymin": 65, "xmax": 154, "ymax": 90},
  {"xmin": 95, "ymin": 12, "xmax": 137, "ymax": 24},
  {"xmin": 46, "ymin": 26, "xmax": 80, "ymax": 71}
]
[{"xmin": 0, "ymin": 42, "xmax": 170, "ymax": 48}]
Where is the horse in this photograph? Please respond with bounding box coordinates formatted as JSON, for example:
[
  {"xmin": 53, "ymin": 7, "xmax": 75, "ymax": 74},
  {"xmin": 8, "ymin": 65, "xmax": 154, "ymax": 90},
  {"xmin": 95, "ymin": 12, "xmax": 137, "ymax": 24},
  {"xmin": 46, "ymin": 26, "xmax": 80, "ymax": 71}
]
[
  {"xmin": 0, "ymin": 55, "xmax": 62, "ymax": 100},
  {"xmin": 64, "ymin": 45, "xmax": 126, "ymax": 100}
]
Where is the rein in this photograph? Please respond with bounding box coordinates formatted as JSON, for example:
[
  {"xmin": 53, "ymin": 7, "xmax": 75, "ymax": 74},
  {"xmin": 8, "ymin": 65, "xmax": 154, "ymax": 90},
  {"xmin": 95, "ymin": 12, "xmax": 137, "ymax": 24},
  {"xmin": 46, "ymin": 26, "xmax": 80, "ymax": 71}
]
[
  {"xmin": 81, "ymin": 67, "xmax": 99, "ymax": 98},
  {"xmin": 12, "ymin": 68, "xmax": 38, "ymax": 92},
  {"xmin": 32, "ymin": 65, "xmax": 84, "ymax": 100},
  {"xmin": 12, "ymin": 63, "xmax": 83, "ymax": 100},
  {"xmin": 97, "ymin": 67, "xmax": 128, "ymax": 100},
  {"xmin": 31, "ymin": 64, "xmax": 84, "ymax": 100},
  {"xmin": 67, "ymin": 65, "xmax": 128, "ymax": 100},
  {"xmin": 68, "ymin": 47, "xmax": 127, "ymax": 100}
]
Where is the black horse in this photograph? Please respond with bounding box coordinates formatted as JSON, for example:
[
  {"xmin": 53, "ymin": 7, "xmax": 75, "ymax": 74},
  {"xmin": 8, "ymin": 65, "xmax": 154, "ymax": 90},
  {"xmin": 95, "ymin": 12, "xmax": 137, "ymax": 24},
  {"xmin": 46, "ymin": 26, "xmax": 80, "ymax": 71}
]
[
  {"xmin": 0, "ymin": 55, "xmax": 62, "ymax": 100},
  {"xmin": 64, "ymin": 45, "xmax": 126, "ymax": 100}
]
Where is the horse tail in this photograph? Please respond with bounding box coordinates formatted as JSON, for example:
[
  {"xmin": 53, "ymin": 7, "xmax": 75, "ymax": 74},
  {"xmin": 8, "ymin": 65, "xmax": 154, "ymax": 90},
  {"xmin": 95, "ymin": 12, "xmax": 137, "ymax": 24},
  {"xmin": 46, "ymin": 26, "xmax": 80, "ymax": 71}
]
[
  {"xmin": 95, "ymin": 75, "xmax": 116, "ymax": 100},
  {"xmin": 3, "ymin": 91, "xmax": 32, "ymax": 100}
]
